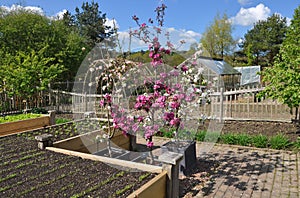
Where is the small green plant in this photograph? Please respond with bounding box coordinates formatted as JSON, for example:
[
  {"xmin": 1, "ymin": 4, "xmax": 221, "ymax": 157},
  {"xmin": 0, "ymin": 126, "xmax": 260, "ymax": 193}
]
[
  {"xmin": 203, "ymin": 131, "xmax": 220, "ymax": 142},
  {"xmin": 0, "ymin": 113, "xmax": 42, "ymax": 124},
  {"xmin": 252, "ymin": 134, "xmax": 268, "ymax": 148},
  {"xmin": 55, "ymin": 118, "xmax": 72, "ymax": 124},
  {"xmin": 236, "ymin": 134, "xmax": 252, "ymax": 146},
  {"xmin": 159, "ymin": 128, "xmax": 173, "ymax": 138},
  {"xmin": 115, "ymin": 184, "xmax": 134, "ymax": 195},
  {"xmin": 269, "ymin": 134, "xmax": 291, "ymax": 150},
  {"xmin": 220, "ymin": 133, "xmax": 238, "ymax": 145},
  {"xmin": 138, "ymin": 173, "xmax": 151, "ymax": 182},
  {"xmin": 195, "ymin": 130, "xmax": 206, "ymax": 142},
  {"xmin": 292, "ymin": 137, "xmax": 300, "ymax": 151}
]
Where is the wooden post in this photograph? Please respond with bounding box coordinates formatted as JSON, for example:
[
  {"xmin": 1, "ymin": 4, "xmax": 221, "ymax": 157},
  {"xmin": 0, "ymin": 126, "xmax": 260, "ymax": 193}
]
[
  {"xmin": 35, "ymin": 134, "xmax": 53, "ymax": 149},
  {"xmin": 219, "ymin": 88, "xmax": 224, "ymax": 122},
  {"xmin": 84, "ymin": 92, "xmax": 88, "ymax": 112},
  {"xmin": 158, "ymin": 151, "xmax": 183, "ymax": 198},
  {"xmin": 48, "ymin": 110, "xmax": 56, "ymax": 125}
]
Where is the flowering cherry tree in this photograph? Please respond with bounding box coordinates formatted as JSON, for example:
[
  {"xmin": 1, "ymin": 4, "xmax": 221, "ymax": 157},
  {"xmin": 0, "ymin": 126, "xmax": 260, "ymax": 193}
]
[{"xmin": 100, "ymin": 3, "xmax": 208, "ymax": 149}]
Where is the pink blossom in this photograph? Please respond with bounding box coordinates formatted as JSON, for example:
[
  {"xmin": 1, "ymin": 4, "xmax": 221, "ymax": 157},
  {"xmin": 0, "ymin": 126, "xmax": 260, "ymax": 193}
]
[
  {"xmin": 146, "ymin": 141, "xmax": 154, "ymax": 148},
  {"xmin": 167, "ymin": 41, "xmax": 173, "ymax": 48},
  {"xmin": 181, "ymin": 65, "xmax": 188, "ymax": 72},
  {"xmin": 160, "ymin": 73, "xmax": 167, "ymax": 79},
  {"xmin": 99, "ymin": 100, "xmax": 105, "ymax": 107},
  {"xmin": 165, "ymin": 49, "xmax": 171, "ymax": 55},
  {"xmin": 170, "ymin": 118, "xmax": 181, "ymax": 127},
  {"xmin": 137, "ymin": 116, "xmax": 144, "ymax": 122},
  {"xmin": 170, "ymin": 101, "xmax": 180, "ymax": 109},
  {"xmin": 163, "ymin": 112, "xmax": 175, "ymax": 122}
]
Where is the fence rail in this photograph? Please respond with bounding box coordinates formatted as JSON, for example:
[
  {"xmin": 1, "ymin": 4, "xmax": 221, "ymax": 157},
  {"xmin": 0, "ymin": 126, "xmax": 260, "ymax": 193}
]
[
  {"xmin": 49, "ymin": 85, "xmax": 296, "ymax": 122},
  {"xmin": 1, "ymin": 85, "xmax": 297, "ymax": 122},
  {"xmin": 200, "ymin": 86, "xmax": 295, "ymax": 122}
]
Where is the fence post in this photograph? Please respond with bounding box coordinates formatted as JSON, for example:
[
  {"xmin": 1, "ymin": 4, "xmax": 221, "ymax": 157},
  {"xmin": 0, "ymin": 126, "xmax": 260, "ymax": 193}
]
[
  {"xmin": 219, "ymin": 88, "xmax": 224, "ymax": 122},
  {"xmin": 48, "ymin": 83, "xmax": 52, "ymax": 108},
  {"xmin": 48, "ymin": 110, "xmax": 56, "ymax": 125},
  {"xmin": 158, "ymin": 151, "xmax": 183, "ymax": 198},
  {"xmin": 84, "ymin": 92, "xmax": 88, "ymax": 112}
]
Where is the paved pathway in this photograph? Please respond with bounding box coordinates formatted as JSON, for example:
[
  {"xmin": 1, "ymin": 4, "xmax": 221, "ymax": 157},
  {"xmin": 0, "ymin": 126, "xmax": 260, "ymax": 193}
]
[
  {"xmin": 194, "ymin": 144, "xmax": 300, "ymax": 198},
  {"xmin": 148, "ymin": 137, "xmax": 300, "ymax": 198}
]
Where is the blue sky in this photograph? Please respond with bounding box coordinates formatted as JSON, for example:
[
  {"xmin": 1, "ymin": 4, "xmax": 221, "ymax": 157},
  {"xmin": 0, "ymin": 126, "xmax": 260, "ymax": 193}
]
[{"xmin": 1, "ymin": 0, "xmax": 299, "ymax": 51}]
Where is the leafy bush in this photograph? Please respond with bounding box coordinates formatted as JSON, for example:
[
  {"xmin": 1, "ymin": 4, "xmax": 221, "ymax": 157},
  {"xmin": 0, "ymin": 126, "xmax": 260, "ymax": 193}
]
[
  {"xmin": 30, "ymin": 107, "xmax": 48, "ymax": 114},
  {"xmin": 269, "ymin": 134, "xmax": 291, "ymax": 150},
  {"xmin": 236, "ymin": 134, "xmax": 252, "ymax": 146},
  {"xmin": 159, "ymin": 128, "xmax": 173, "ymax": 138},
  {"xmin": 220, "ymin": 133, "xmax": 238, "ymax": 145},
  {"xmin": 203, "ymin": 131, "xmax": 220, "ymax": 142},
  {"xmin": 252, "ymin": 134, "xmax": 268, "ymax": 148},
  {"xmin": 195, "ymin": 131, "xmax": 206, "ymax": 141}
]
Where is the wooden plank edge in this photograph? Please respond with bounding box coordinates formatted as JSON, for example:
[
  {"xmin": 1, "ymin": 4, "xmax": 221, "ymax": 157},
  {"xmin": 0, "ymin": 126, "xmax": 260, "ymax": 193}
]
[
  {"xmin": 127, "ymin": 171, "xmax": 167, "ymax": 198},
  {"xmin": 46, "ymin": 147, "xmax": 163, "ymax": 174}
]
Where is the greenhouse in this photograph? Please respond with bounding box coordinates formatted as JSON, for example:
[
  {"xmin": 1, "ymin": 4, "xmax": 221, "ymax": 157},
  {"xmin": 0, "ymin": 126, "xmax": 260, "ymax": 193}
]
[{"xmin": 197, "ymin": 56, "xmax": 241, "ymax": 91}]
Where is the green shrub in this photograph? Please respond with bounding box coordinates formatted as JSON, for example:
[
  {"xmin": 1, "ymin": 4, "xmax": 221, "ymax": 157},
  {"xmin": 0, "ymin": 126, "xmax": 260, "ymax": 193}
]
[
  {"xmin": 195, "ymin": 131, "xmax": 206, "ymax": 141},
  {"xmin": 31, "ymin": 107, "xmax": 48, "ymax": 114},
  {"xmin": 220, "ymin": 133, "xmax": 238, "ymax": 145},
  {"xmin": 252, "ymin": 134, "xmax": 268, "ymax": 148},
  {"xmin": 203, "ymin": 131, "xmax": 220, "ymax": 142},
  {"xmin": 269, "ymin": 134, "xmax": 291, "ymax": 150},
  {"xmin": 236, "ymin": 134, "xmax": 252, "ymax": 146},
  {"xmin": 159, "ymin": 128, "xmax": 173, "ymax": 138}
]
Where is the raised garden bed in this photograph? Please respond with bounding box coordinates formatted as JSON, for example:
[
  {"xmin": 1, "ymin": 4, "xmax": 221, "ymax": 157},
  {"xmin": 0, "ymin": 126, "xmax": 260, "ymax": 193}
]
[
  {"xmin": 0, "ymin": 125, "xmax": 158, "ymax": 197},
  {"xmin": 0, "ymin": 113, "xmax": 54, "ymax": 137}
]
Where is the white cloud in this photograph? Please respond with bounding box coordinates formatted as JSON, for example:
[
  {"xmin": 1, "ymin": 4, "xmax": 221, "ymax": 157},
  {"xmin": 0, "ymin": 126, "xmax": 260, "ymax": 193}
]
[
  {"xmin": 116, "ymin": 27, "xmax": 202, "ymax": 52},
  {"xmin": 230, "ymin": 3, "xmax": 271, "ymax": 26},
  {"xmin": 286, "ymin": 17, "xmax": 291, "ymax": 26},
  {"xmin": 274, "ymin": 12, "xmax": 292, "ymax": 26},
  {"xmin": 105, "ymin": 18, "xmax": 119, "ymax": 29},
  {"xmin": 0, "ymin": 4, "xmax": 44, "ymax": 15},
  {"xmin": 237, "ymin": 0, "xmax": 253, "ymax": 6},
  {"xmin": 53, "ymin": 9, "xmax": 67, "ymax": 20}
]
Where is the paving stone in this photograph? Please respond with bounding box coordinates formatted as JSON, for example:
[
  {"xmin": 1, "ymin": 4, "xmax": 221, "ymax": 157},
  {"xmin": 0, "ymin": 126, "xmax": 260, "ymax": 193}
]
[{"xmin": 149, "ymin": 137, "xmax": 300, "ymax": 198}]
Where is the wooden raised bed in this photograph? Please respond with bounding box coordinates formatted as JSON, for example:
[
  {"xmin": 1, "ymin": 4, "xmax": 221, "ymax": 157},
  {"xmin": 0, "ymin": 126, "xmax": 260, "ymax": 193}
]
[
  {"xmin": 53, "ymin": 128, "xmax": 131, "ymax": 153},
  {"xmin": 46, "ymin": 146, "xmax": 167, "ymax": 197},
  {"xmin": 0, "ymin": 114, "xmax": 52, "ymax": 137}
]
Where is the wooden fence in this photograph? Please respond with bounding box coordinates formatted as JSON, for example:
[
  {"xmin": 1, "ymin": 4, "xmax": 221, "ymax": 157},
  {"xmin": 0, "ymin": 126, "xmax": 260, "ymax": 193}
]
[
  {"xmin": 199, "ymin": 86, "xmax": 296, "ymax": 122},
  {"xmin": 49, "ymin": 85, "xmax": 297, "ymax": 122}
]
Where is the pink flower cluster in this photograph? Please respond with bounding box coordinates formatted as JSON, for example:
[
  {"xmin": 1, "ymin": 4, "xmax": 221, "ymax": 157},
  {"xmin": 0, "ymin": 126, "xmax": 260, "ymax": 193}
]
[
  {"xmin": 99, "ymin": 93, "xmax": 112, "ymax": 107},
  {"xmin": 148, "ymin": 45, "xmax": 171, "ymax": 67},
  {"xmin": 134, "ymin": 95, "xmax": 153, "ymax": 112}
]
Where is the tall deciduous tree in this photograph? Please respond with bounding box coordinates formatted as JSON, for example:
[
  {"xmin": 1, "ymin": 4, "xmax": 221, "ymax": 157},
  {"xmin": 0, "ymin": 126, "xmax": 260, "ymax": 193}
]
[
  {"xmin": 260, "ymin": 6, "xmax": 300, "ymax": 120},
  {"xmin": 200, "ymin": 13, "xmax": 235, "ymax": 59},
  {"xmin": 242, "ymin": 14, "xmax": 287, "ymax": 66}
]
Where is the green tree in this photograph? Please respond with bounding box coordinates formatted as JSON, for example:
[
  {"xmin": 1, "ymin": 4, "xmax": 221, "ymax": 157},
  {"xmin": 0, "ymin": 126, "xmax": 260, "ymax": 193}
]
[
  {"xmin": 200, "ymin": 13, "xmax": 235, "ymax": 59},
  {"xmin": 0, "ymin": 8, "xmax": 89, "ymax": 102},
  {"xmin": 72, "ymin": 1, "xmax": 112, "ymax": 48},
  {"xmin": 2, "ymin": 48, "xmax": 64, "ymax": 98},
  {"xmin": 242, "ymin": 14, "xmax": 287, "ymax": 66},
  {"xmin": 260, "ymin": 6, "xmax": 300, "ymax": 120},
  {"xmin": 0, "ymin": 10, "xmax": 51, "ymax": 55}
]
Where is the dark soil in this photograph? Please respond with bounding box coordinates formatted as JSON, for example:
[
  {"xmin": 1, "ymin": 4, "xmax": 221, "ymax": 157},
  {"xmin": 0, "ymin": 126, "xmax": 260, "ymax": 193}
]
[{"xmin": 0, "ymin": 128, "xmax": 156, "ymax": 197}]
